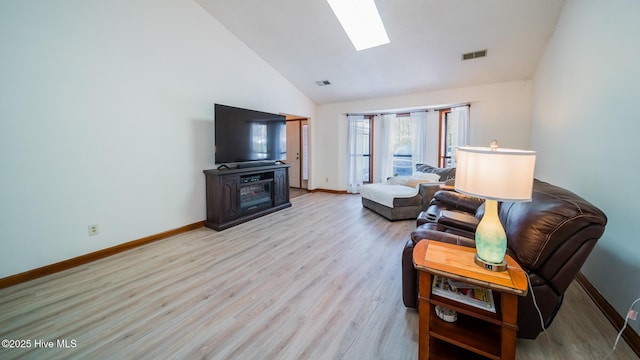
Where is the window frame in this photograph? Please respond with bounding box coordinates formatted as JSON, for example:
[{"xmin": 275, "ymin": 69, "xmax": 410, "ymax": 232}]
[
  {"xmin": 362, "ymin": 115, "xmax": 374, "ymax": 184},
  {"xmin": 438, "ymin": 108, "xmax": 451, "ymax": 168}
]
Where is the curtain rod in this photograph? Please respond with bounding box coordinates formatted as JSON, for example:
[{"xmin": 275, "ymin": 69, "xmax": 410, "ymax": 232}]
[{"xmin": 347, "ymin": 103, "xmax": 470, "ymax": 117}]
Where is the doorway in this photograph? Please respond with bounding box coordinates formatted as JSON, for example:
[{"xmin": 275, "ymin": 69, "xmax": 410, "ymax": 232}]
[{"xmin": 286, "ymin": 117, "xmax": 309, "ymax": 190}]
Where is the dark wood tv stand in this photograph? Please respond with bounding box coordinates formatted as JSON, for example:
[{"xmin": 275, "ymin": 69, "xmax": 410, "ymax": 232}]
[{"xmin": 203, "ymin": 164, "xmax": 291, "ymax": 230}]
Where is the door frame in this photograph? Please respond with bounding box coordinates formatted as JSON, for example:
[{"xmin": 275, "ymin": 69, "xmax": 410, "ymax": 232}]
[{"xmin": 286, "ymin": 117, "xmax": 309, "ymax": 189}]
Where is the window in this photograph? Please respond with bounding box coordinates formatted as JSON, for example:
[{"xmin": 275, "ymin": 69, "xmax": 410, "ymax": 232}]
[
  {"xmin": 376, "ymin": 111, "xmax": 428, "ymax": 181},
  {"xmin": 439, "ymin": 106, "xmax": 470, "ymax": 168},
  {"xmin": 439, "ymin": 109, "xmax": 453, "ymax": 168},
  {"xmin": 347, "ymin": 115, "xmax": 373, "ymax": 192},
  {"xmin": 391, "ymin": 113, "xmax": 413, "ymax": 176}
]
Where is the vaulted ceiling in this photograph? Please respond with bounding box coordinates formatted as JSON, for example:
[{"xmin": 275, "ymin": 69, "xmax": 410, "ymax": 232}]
[{"xmin": 196, "ymin": 0, "xmax": 566, "ymax": 105}]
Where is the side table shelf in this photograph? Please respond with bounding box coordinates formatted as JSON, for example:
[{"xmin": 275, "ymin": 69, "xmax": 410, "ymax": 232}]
[
  {"xmin": 429, "ymin": 303, "xmax": 502, "ymax": 358},
  {"xmin": 413, "ymin": 240, "xmax": 528, "ymax": 360}
]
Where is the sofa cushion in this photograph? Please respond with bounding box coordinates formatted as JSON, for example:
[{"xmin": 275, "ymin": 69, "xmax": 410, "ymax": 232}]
[
  {"xmin": 361, "ymin": 183, "xmax": 418, "ymax": 208},
  {"xmin": 415, "ymin": 163, "xmax": 456, "ymax": 181}
]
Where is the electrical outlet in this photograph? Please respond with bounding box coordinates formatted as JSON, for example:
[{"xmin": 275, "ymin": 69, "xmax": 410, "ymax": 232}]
[
  {"xmin": 88, "ymin": 224, "xmax": 99, "ymax": 236},
  {"xmin": 629, "ymin": 309, "xmax": 637, "ymax": 321}
]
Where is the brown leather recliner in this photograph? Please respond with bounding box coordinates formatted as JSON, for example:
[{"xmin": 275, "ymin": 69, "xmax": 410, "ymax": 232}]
[{"xmin": 402, "ymin": 179, "xmax": 607, "ymax": 339}]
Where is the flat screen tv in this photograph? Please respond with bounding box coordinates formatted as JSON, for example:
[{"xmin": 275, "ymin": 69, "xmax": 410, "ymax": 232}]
[{"xmin": 214, "ymin": 104, "xmax": 286, "ymax": 164}]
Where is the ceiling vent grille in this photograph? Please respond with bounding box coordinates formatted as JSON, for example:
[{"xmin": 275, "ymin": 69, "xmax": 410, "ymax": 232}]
[
  {"xmin": 315, "ymin": 80, "xmax": 331, "ymax": 86},
  {"xmin": 462, "ymin": 49, "xmax": 487, "ymax": 61}
]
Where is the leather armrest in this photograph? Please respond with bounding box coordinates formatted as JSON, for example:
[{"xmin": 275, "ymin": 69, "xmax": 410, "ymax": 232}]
[
  {"xmin": 411, "ymin": 225, "xmax": 476, "ymax": 248},
  {"xmin": 431, "ymin": 190, "xmax": 484, "ymax": 213},
  {"xmin": 438, "ymin": 210, "xmax": 479, "ymax": 233}
]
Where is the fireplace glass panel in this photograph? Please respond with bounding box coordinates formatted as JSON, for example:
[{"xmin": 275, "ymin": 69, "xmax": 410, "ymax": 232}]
[{"xmin": 240, "ymin": 182, "xmax": 272, "ymax": 213}]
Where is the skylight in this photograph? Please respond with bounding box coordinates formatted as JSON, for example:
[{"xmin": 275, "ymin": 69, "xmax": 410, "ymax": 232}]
[{"xmin": 327, "ymin": 0, "xmax": 390, "ymax": 51}]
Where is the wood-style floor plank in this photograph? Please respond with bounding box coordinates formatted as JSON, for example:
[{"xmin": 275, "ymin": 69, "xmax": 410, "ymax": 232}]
[{"xmin": 0, "ymin": 192, "xmax": 636, "ymax": 359}]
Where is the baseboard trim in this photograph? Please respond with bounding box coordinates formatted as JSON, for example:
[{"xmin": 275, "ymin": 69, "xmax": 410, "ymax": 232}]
[
  {"xmin": 0, "ymin": 221, "xmax": 206, "ymax": 289},
  {"xmin": 308, "ymin": 188, "xmax": 349, "ymax": 195},
  {"xmin": 576, "ymin": 272, "xmax": 640, "ymax": 357}
]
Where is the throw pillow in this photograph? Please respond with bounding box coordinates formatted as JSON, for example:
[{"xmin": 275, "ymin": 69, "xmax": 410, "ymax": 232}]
[
  {"xmin": 404, "ymin": 175, "xmax": 440, "ymax": 188},
  {"xmin": 413, "ymin": 172, "xmax": 443, "ymax": 182},
  {"xmin": 387, "ymin": 176, "xmax": 410, "ymax": 185}
]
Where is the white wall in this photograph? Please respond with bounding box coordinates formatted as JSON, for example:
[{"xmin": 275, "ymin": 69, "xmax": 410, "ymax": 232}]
[
  {"xmin": 313, "ymin": 80, "xmax": 533, "ymax": 190},
  {"xmin": 0, "ymin": 0, "xmax": 315, "ymax": 278},
  {"xmin": 531, "ymin": 0, "xmax": 640, "ymax": 333}
]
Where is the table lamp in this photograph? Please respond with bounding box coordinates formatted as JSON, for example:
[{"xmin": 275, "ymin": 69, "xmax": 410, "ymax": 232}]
[{"xmin": 454, "ymin": 141, "xmax": 536, "ymax": 272}]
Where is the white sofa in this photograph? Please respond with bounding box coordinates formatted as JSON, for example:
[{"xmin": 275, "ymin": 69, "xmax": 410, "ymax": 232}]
[{"xmin": 361, "ymin": 164, "xmax": 456, "ymax": 220}]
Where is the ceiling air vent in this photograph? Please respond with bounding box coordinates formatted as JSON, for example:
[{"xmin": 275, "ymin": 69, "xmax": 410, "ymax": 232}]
[
  {"xmin": 462, "ymin": 49, "xmax": 487, "ymax": 61},
  {"xmin": 315, "ymin": 80, "xmax": 331, "ymax": 86}
]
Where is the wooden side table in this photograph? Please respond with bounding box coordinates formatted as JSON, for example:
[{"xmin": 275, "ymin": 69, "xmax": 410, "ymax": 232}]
[{"xmin": 413, "ymin": 240, "xmax": 528, "ymax": 360}]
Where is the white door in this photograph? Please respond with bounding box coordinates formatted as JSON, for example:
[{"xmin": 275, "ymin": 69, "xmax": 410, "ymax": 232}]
[{"xmin": 286, "ymin": 121, "xmax": 301, "ymax": 188}]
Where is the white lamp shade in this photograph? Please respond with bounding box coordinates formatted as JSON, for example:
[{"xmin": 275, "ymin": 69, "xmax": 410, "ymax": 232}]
[{"xmin": 454, "ymin": 146, "xmax": 536, "ymax": 201}]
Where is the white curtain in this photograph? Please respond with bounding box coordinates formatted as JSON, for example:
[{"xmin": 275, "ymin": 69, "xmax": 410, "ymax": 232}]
[
  {"xmin": 449, "ymin": 105, "xmax": 470, "ymax": 167},
  {"xmin": 425, "ymin": 110, "xmax": 440, "ymax": 165},
  {"xmin": 410, "ymin": 111, "xmax": 428, "ymax": 171},
  {"xmin": 346, "ymin": 115, "xmax": 366, "ymax": 193},
  {"xmin": 376, "ymin": 113, "xmax": 396, "ymax": 182}
]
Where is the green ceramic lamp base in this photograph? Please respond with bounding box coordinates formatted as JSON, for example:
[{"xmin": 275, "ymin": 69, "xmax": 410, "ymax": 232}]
[{"xmin": 474, "ymin": 199, "xmax": 508, "ymax": 272}]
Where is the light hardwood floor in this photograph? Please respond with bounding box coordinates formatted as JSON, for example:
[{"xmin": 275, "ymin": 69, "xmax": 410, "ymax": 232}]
[{"xmin": 0, "ymin": 192, "xmax": 637, "ymax": 359}]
